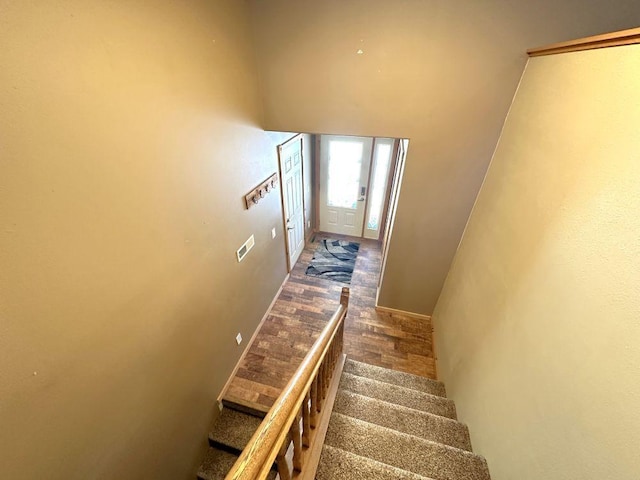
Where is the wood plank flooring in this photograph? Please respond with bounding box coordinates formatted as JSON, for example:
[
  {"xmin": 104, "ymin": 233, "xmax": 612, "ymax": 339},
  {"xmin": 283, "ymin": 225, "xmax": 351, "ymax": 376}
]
[{"xmin": 222, "ymin": 232, "xmax": 436, "ymax": 413}]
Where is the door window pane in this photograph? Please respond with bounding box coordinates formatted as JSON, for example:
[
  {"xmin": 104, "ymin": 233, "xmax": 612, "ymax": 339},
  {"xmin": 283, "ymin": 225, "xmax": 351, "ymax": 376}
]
[
  {"xmin": 327, "ymin": 140, "xmax": 363, "ymax": 209},
  {"xmin": 366, "ymin": 142, "xmax": 392, "ymax": 230}
]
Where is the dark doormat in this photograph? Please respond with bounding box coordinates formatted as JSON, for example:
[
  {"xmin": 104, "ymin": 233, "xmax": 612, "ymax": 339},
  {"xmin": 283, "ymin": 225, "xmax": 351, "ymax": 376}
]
[{"xmin": 305, "ymin": 239, "xmax": 360, "ymax": 284}]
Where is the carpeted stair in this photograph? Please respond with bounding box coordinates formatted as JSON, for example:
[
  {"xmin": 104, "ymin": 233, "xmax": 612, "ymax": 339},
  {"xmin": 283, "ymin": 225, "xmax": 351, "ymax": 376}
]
[
  {"xmin": 315, "ymin": 358, "xmax": 492, "ymax": 480},
  {"xmin": 197, "ymin": 408, "xmax": 277, "ymax": 480},
  {"xmin": 197, "ymin": 358, "xmax": 491, "ymax": 480}
]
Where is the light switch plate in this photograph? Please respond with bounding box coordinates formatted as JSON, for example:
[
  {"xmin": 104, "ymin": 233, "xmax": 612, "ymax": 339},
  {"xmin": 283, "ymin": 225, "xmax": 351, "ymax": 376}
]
[
  {"xmin": 236, "ymin": 333, "xmax": 242, "ymax": 345},
  {"xmin": 271, "ymin": 227, "xmax": 276, "ymax": 239}
]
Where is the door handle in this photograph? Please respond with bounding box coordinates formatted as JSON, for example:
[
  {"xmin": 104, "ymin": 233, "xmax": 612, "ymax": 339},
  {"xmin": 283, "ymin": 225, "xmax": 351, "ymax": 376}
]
[
  {"xmin": 287, "ymin": 226, "xmax": 294, "ymax": 231},
  {"xmin": 358, "ymin": 197, "xmax": 365, "ymax": 202}
]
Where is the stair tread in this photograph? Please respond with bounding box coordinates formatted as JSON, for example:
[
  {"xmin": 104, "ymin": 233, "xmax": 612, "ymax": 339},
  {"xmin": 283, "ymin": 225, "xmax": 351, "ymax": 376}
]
[
  {"xmin": 316, "ymin": 444, "xmax": 436, "ymax": 480},
  {"xmin": 334, "ymin": 390, "xmax": 471, "ymax": 451},
  {"xmin": 344, "ymin": 358, "xmax": 446, "ymax": 397},
  {"xmin": 324, "ymin": 412, "xmax": 490, "ymax": 480},
  {"xmin": 197, "ymin": 447, "xmax": 276, "ymax": 480},
  {"xmin": 209, "ymin": 408, "xmax": 263, "ymax": 452},
  {"xmin": 339, "ymin": 372, "xmax": 457, "ymax": 419}
]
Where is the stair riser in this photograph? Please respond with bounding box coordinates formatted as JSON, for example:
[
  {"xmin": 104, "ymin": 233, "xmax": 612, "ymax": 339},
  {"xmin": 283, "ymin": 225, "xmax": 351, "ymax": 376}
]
[
  {"xmin": 220, "ymin": 398, "xmax": 268, "ymax": 418},
  {"xmin": 344, "ymin": 359, "xmax": 447, "ymax": 397},
  {"xmin": 325, "ymin": 413, "xmax": 491, "ymax": 480},
  {"xmin": 339, "ymin": 373, "xmax": 457, "ymax": 419},
  {"xmin": 316, "ymin": 445, "xmax": 435, "ymax": 480},
  {"xmin": 334, "ymin": 390, "xmax": 472, "ymax": 451}
]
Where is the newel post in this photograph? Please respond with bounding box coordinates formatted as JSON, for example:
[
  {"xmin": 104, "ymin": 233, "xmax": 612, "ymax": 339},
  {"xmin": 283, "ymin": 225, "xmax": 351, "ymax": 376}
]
[
  {"xmin": 339, "ymin": 287, "xmax": 349, "ymax": 354},
  {"xmin": 340, "ymin": 287, "xmax": 350, "ymax": 308}
]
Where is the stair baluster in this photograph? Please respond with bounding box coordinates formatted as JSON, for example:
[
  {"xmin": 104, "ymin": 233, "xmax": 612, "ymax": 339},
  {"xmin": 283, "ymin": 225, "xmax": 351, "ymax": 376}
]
[
  {"xmin": 302, "ymin": 393, "xmax": 311, "ymax": 447},
  {"xmin": 291, "ymin": 409, "xmax": 303, "ymax": 472},
  {"xmin": 309, "ymin": 377, "xmax": 318, "ymax": 428},
  {"xmin": 224, "ymin": 287, "xmax": 350, "ymax": 480}
]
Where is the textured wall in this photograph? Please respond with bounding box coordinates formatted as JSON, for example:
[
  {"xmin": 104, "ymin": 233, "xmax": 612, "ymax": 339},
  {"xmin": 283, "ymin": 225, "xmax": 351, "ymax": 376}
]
[
  {"xmin": 433, "ymin": 45, "xmax": 640, "ymax": 479},
  {"xmin": 248, "ymin": 0, "xmax": 640, "ymax": 314},
  {"xmin": 0, "ymin": 1, "xmax": 290, "ymax": 478}
]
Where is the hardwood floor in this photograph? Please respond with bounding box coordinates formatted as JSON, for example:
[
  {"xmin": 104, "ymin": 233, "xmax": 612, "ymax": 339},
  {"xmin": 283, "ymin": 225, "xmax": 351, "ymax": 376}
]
[{"xmin": 222, "ymin": 232, "xmax": 436, "ymax": 413}]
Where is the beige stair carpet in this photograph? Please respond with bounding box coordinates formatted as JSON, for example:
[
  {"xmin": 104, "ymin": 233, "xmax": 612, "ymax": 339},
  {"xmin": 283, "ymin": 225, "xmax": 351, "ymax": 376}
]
[
  {"xmin": 316, "ymin": 445, "xmax": 436, "ymax": 480},
  {"xmin": 196, "ymin": 358, "xmax": 491, "ymax": 480},
  {"xmin": 316, "ymin": 358, "xmax": 492, "ymax": 480},
  {"xmin": 197, "ymin": 408, "xmax": 277, "ymax": 480},
  {"xmin": 339, "ymin": 372, "xmax": 457, "ymax": 419}
]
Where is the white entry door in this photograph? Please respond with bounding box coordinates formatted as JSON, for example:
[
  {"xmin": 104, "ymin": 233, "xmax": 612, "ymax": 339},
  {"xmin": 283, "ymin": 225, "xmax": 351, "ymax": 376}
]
[
  {"xmin": 319, "ymin": 135, "xmax": 373, "ymax": 236},
  {"xmin": 279, "ymin": 137, "xmax": 305, "ymax": 270}
]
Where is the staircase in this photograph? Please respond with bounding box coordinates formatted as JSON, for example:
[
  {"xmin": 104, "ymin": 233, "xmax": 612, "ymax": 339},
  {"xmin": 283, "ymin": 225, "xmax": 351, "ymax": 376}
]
[
  {"xmin": 315, "ymin": 358, "xmax": 491, "ymax": 479},
  {"xmin": 197, "ymin": 404, "xmax": 278, "ymax": 480},
  {"xmin": 197, "ymin": 358, "xmax": 491, "ymax": 480}
]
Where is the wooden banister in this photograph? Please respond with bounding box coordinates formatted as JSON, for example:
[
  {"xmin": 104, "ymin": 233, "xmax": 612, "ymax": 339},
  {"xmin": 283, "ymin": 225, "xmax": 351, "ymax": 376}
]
[
  {"xmin": 527, "ymin": 26, "xmax": 640, "ymax": 57},
  {"xmin": 225, "ymin": 287, "xmax": 350, "ymax": 480}
]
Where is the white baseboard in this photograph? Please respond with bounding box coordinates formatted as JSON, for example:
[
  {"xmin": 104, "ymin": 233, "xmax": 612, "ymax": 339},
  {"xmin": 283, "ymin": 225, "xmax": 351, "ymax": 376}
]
[{"xmin": 217, "ymin": 273, "xmax": 290, "ymax": 402}]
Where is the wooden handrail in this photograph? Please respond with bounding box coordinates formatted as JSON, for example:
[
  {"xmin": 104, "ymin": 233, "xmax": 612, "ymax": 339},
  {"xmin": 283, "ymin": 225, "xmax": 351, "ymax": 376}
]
[
  {"xmin": 225, "ymin": 287, "xmax": 350, "ymax": 480},
  {"xmin": 527, "ymin": 26, "xmax": 640, "ymax": 57}
]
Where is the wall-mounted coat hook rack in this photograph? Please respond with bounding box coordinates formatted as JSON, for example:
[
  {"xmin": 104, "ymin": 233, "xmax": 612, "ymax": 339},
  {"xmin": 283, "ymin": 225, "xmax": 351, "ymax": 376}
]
[{"xmin": 244, "ymin": 173, "xmax": 279, "ymax": 209}]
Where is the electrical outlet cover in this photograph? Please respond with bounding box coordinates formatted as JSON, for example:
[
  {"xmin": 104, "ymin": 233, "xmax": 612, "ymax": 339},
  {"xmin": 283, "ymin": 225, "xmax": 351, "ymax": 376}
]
[{"xmin": 236, "ymin": 333, "xmax": 242, "ymax": 345}]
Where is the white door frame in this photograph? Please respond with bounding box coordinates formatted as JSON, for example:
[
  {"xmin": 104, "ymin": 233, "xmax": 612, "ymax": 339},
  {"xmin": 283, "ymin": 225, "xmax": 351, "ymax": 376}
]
[
  {"xmin": 377, "ymin": 138, "xmax": 408, "ymax": 303},
  {"xmin": 277, "ymin": 134, "xmax": 306, "ymax": 272}
]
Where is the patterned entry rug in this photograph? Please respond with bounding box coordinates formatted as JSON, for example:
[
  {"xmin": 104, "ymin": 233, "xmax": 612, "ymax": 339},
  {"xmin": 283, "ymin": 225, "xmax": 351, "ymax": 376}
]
[{"xmin": 305, "ymin": 239, "xmax": 360, "ymax": 284}]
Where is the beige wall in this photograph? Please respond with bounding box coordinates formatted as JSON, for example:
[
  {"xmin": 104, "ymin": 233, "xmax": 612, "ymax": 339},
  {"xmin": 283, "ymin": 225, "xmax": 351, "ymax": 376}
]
[
  {"xmin": 433, "ymin": 45, "xmax": 640, "ymax": 479},
  {"xmin": 248, "ymin": 0, "xmax": 640, "ymax": 314},
  {"xmin": 0, "ymin": 1, "xmax": 291, "ymax": 478}
]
